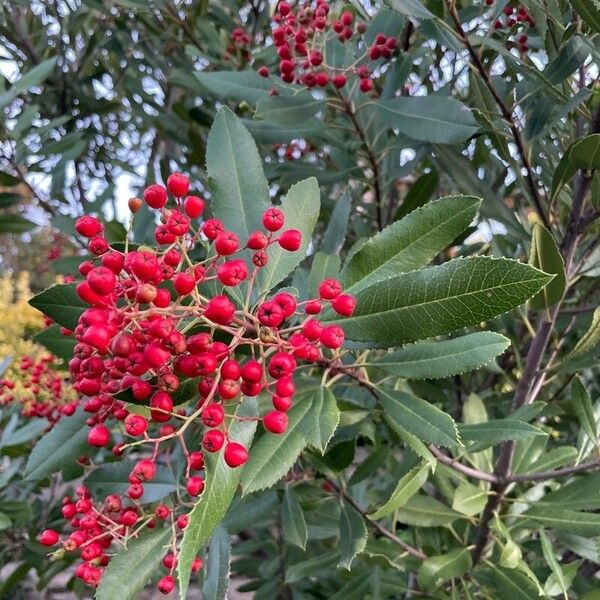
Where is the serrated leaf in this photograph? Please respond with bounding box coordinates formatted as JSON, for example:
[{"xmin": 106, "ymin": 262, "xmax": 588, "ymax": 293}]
[
  {"xmin": 418, "ymin": 548, "xmax": 472, "ymax": 590},
  {"xmin": 255, "ymin": 95, "xmax": 325, "ymax": 125},
  {"xmin": 539, "ymin": 473, "xmax": 600, "ymax": 510},
  {"xmin": 517, "ymin": 446, "xmax": 578, "ymax": 475},
  {"xmin": 452, "ymin": 482, "xmax": 488, "ymax": 516},
  {"xmin": 383, "ymin": 409, "xmax": 436, "ymax": 468},
  {"xmin": 28, "ymin": 283, "xmax": 87, "ymax": 330},
  {"xmin": 308, "ymin": 252, "xmax": 341, "ymax": 297},
  {"xmin": 329, "ymin": 257, "xmax": 552, "ymax": 346},
  {"xmin": 95, "ymin": 527, "xmax": 171, "ymax": 600},
  {"xmin": 24, "ymin": 409, "xmax": 89, "ymax": 481},
  {"xmin": 342, "ymin": 195, "xmax": 481, "ymax": 293},
  {"xmin": 34, "ymin": 324, "xmax": 76, "ymax": 361},
  {"xmin": 551, "ymin": 134, "xmax": 600, "ymax": 200},
  {"xmin": 519, "ymin": 507, "xmax": 600, "ymax": 536},
  {"xmin": 369, "ymin": 332, "xmax": 509, "ymax": 380},
  {"xmin": 394, "ymin": 495, "xmax": 462, "ymax": 527},
  {"xmin": 377, "ymin": 97, "xmax": 479, "ymax": 144},
  {"xmin": 369, "ymin": 462, "xmax": 430, "ymax": 518},
  {"xmin": 528, "ymin": 221, "xmax": 566, "ymax": 309},
  {"xmin": 177, "ymin": 399, "xmax": 258, "ymax": 599},
  {"xmin": 458, "ymin": 419, "xmax": 546, "ymax": 447},
  {"xmin": 379, "ymin": 388, "xmax": 459, "ymax": 448},
  {"xmin": 281, "ymin": 487, "xmax": 308, "ymax": 550},
  {"xmin": 348, "ymin": 446, "xmax": 390, "ymax": 486},
  {"xmin": 299, "ymin": 386, "xmax": 340, "ymax": 453},
  {"xmin": 571, "ymin": 377, "xmax": 597, "ymax": 444},
  {"xmin": 201, "ymin": 526, "xmax": 230, "ymax": 600},
  {"xmin": 572, "ymin": 307, "xmax": 600, "ymax": 357},
  {"xmin": 257, "ymin": 177, "xmax": 320, "ymax": 294},
  {"xmin": 394, "ymin": 171, "xmax": 439, "ymax": 221},
  {"xmin": 487, "ymin": 565, "xmax": 541, "ymax": 600},
  {"xmin": 195, "ymin": 70, "xmax": 285, "ymax": 103},
  {"xmin": 338, "ymin": 504, "xmax": 368, "ymax": 570}
]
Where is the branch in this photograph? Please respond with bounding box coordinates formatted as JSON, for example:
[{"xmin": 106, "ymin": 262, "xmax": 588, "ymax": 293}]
[{"xmin": 325, "ymin": 478, "xmax": 427, "ymax": 560}]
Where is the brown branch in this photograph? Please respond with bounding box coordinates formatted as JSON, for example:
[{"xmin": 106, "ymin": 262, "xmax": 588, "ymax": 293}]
[
  {"xmin": 325, "ymin": 478, "xmax": 427, "ymax": 560},
  {"xmin": 446, "ymin": 1, "xmax": 549, "ymax": 229}
]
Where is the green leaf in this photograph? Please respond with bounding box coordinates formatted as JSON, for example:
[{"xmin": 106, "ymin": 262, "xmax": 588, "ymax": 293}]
[
  {"xmin": 551, "ymin": 134, "xmax": 600, "ymax": 200},
  {"xmin": 201, "ymin": 526, "xmax": 230, "ymax": 600},
  {"xmin": 321, "ymin": 193, "xmax": 351, "ymax": 254},
  {"xmin": 378, "ymin": 97, "xmax": 479, "ymax": 144},
  {"xmin": 28, "ymin": 283, "xmax": 87, "ymax": 330},
  {"xmin": 369, "ymin": 462, "xmax": 430, "ymax": 518},
  {"xmin": 0, "ymin": 171, "xmax": 20, "ymax": 186},
  {"xmin": 281, "ymin": 487, "xmax": 308, "ymax": 550},
  {"xmin": 540, "ymin": 473, "xmax": 600, "ymax": 510},
  {"xmin": 257, "ymin": 177, "xmax": 320, "ymax": 294},
  {"xmin": 528, "ymin": 221, "xmax": 566, "ymax": 309},
  {"xmin": 369, "ymin": 332, "xmax": 510, "ymax": 380},
  {"xmin": 348, "ymin": 446, "xmax": 390, "ymax": 486},
  {"xmin": 0, "ymin": 214, "xmax": 36, "ymax": 234},
  {"xmin": 487, "ymin": 565, "xmax": 541, "ymax": 600},
  {"xmin": 34, "ymin": 324, "xmax": 76, "ymax": 361},
  {"xmin": 177, "ymin": 398, "xmax": 258, "ymax": 599},
  {"xmin": 519, "ymin": 507, "xmax": 600, "ymax": 536},
  {"xmin": 0, "ymin": 192, "xmax": 23, "ymax": 208},
  {"xmin": 342, "ymin": 195, "xmax": 481, "ymax": 293},
  {"xmin": 458, "ymin": 419, "xmax": 546, "ymax": 447},
  {"xmin": 383, "ymin": 409, "xmax": 436, "ymax": 468},
  {"xmin": 300, "ymin": 386, "xmax": 340, "ymax": 453},
  {"xmin": 518, "ymin": 446, "xmax": 578, "ymax": 474},
  {"xmin": 206, "ymin": 107, "xmax": 269, "ymax": 245},
  {"xmin": 338, "ymin": 503, "xmax": 368, "ymax": 570},
  {"xmin": 255, "ymin": 95, "xmax": 325, "ymax": 125},
  {"xmin": 571, "ymin": 0, "xmax": 600, "ymax": 32},
  {"xmin": 0, "ymin": 511, "xmax": 12, "ymax": 530},
  {"xmin": 308, "ymin": 252, "xmax": 341, "ymax": 297},
  {"xmin": 571, "ymin": 377, "xmax": 597, "ymax": 445},
  {"xmin": 545, "ymin": 35, "xmax": 590, "ymax": 85},
  {"xmin": 285, "ymin": 551, "xmax": 340, "ymax": 583},
  {"xmin": 394, "ymin": 171, "xmax": 439, "ymax": 221},
  {"xmin": 24, "ymin": 409, "xmax": 89, "ymax": 481},
  {"xmin": 539, "ymin": 529, "xmax": 568, "ymax": 597},
  {"xmin": 0, "ymin": 419, "xmax": 47, "ymax": 449},
  {"xmin": 329, "ymin": 257, "xmax": 552, "ymax": 346},
  {"xmin": 386, "ymin": 0, "xmax": 434, "ymax": 19},
  {"xmin": 85, "ymin": 461, "xmax": 176, "ymax": 503},
  {"xmin": 418, "ymin": 548, "xmax": 472, "ymax": 590},
  {"xmin": 95, "ymin": 527, "xmax": 171, "ymax": 600},
  {"xmin": 452, "ymin": 482, "xmax": 488, "ymax": 516},
  {"xmin": 0, "ymin": 57, "xmax": 57, "ymax": 109},
  {"xmin": 572, "ymin": 306, "xmax": 600, "ymax": 357},
  {"xmin": 196, "ymin": 70, "xmax": 285, "ymax": 103},
  {"xmin": 379, "ymin": 388, "xmax": 459, "ymax": 447},
  {"xmin": 395, "ymin": 495, "xmax": 462, "ymax": 527}
]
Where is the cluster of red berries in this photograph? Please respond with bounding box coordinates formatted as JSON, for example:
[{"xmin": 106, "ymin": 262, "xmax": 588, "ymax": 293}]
[
  {"xmin": 256, "ymin": 1, "xmax": 396, "ymax": 93},
  {"xmin": 492, "ymin": 4, "xmax": 535, "ymax": 53},
  {"xmin": 38, "ymin": 484, "xmax": 202, "ymax": 592},
  {"xmin": 224, "ymin": 26, "xmax": 252, "ymax": 66},
  {"xmin": 42, "ymin": 171, "xmax": 355, "ymax": 593},
  {"xmin": 0, "ymin": 355, "xmax": 76, "ymax": 425},
  {"xmin": 273, "ymin": 140, "xmax": 316, "ymax": 161}
]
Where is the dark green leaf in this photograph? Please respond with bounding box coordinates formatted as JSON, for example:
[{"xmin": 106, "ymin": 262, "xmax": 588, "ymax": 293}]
[
  {"xmin": 394, "ymin": 171, "xmax": 439, "ymax": 221},
  {"xmin": 281, "ymin": 487, "xmax": 308, "ymax": 550},
  {"xmin": 255, "ymin": 95, "xmax": 325, "ymax": 125},
  {"xmin": 338, "ymin": 504, "xmax": 367, "ymax": 570},
  {"xmin": 28, "ymin": 283, "xmax": 87, "ymax": 330},
  {"xmin": 571, "ymin": 377, "xmax": 597, "ymax": 444},
  {"xmin": 418, "ymin": 548, "xmax": 472, "ymax": 590},
  {"xmin": 34, "ymin": 325, "xmax": 76, "ymax": 361},
  {"xmin": 0, "ymin": 214, "xmax": 36, "ymax": 234},
  {"xmin": 201, "ymin": 526, "xmax": 230, "ymax": 600},
  {"xmin": 551, "ymin": 134, "xmax": 600, "ymax": 200}
]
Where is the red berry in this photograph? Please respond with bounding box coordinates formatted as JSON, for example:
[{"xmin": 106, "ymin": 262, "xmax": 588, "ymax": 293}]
[
  {"xmin": 176, "ymin": 514, "xmax": 188, "ymax": 529},
  {"xmin": 278, "ymin": 1, "xmax": 291, "ymax": 15},
  {"xmin": 359, "ymin": 78, "xmax": 373, "ymax": 93},
  {"xmin": 303, "ymin": 318, "xmax": 323, "ymax": 341},
  {"xmin": 75, "ymin": 216, "xmax": 102, "ymax": 238},
  {"xmin": 124, "ymin": 413, "xmax": 148, "ymax": 436},
  {"xmin": 257, "ymin": 65, "xmax": 269, "ymax": 77},
  {"xmin": 278, "ymin": 229, "xmax": 302, "ymax": 251},
  {"xmin": 217, "ymin": 259, "xmax": 248, "ymax": 286},
  {"xmin": 253, "ymin": 251, "xmax": 268, "ymax": 267},
  {"xmin": 183, "ymin": 195, "xmax": 205, "ymax": 218},
  {"xmin": 241, "ymin": 359, "xmax": 262, "ymax": 383},
  {"xmin": 202, "ymin": 429, "xmax": 225, "ymax": 452},
  {"xmin": 186, "ymin": 475, "xmax": 205, "ymax": 497},
  {"xmin": 318, "ymin": 278, "xmax": 342, "ymax": 300},
  {"xmin": 218, "ymin": 379, "xmax": 240, "ymax": 400},
  {"xmin": 215, "ymin": 231, "xmax": 240, "ymax": 255},
  {"xmin": 189, "ymin": 451, "xmax": 204, "ymax": 470},
  {"xmin": 268, "ymin": 352, "xmax": 296, "ymax": 379},
  {"xmin": 320, "ymin": 325, "xmax": 345, "ymax": 349},
  {"xmin": 332, "ymin": 74, "xmax": 347, "ymax": 88},
  {"xmin": 153, "ymin": 288, "xmax": 172, "ymax": 308},
  {"xmin": 39, "ymin": 529, "xmax": 60, "ymax": 546},
  {"xmin": 257, "ymin": 301, "xmax": 285, "ymax": 327},
  {"xmin": 224, "ymin": 442, "xmax": 249, "ymax": 467},
  {"xmin": 192, "ymin": 557, "xmax": 203, "ymax": 572},
  {"xmin": 157, "ymin": 575, "xmax": 175, "ymax": 595},
  {"xmin": 272, "ymin": 395, "xmax": 292, "ymax": 411},
  {"xmin": 202, "ymin": 403, "xmax": 225, "ymax": 428},
  {"xmin": 273, "ymin": 292, "xmax": 297, "ymax": 317},
  {"xmin": 220, "ymin": 359, "xmax": 241, "ymax": 380},
  {"xmin": 166, "ymin": 211, "xmax": 190, "ymax": 236},
  {"xmin": 275, "ymin": 376, "xmax": 295, "ymax": 397},
  {"xmin": 247, "ymin": 231, "xmax": 268, "ymax": 249},
  {"xmin": 128, "ymin": 197, "xmax": 142, "ymax": 213},
  {"xmin": 202, "ymin": 218, "xmax": 224, "ymax": 240},
  {"xmin": 150, "ymin": 391, "xmax": 173, "ymax": 422},
  {"xmin": 331, "ymin": 293, "xmax": 356, "ymax": 316},
  {"xmin": 263, "ymin": 207, "xmax": 285, "ymax": 231},
  {"xmin": 88, "ymin": 424, "xmax": 110, "ymax": 447},
  {"xmin": 173, "ymin": 272, "xmax": 196, "ymax": 296},
  {"xmin": 167, "ymin": 172, "xmax": 189, "ymax": 197},
  {"xmin": 264, "ymin": 410, "xmax": 288, "ymax": 434},
  {"xmin": 144, "ymin": 184, "xmax": 168, "ymax": 209},
  {"xmin": 204, "ymin": 295, "xmax": 236, "ymax": 325}
]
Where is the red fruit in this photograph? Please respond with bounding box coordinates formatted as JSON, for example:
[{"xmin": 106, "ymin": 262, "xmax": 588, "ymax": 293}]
[
  {"xmin": 183, "ymin": 195, "xmax": 205, "ymax": 218},
  {"xmin": 167, "ymin": 172, "xmax": 189, "ymax": 197},
  {"xmin": 341, "ymin": 10, "xmax": 353, "ymax": 25},
  {"xmin": 153, "ymin": 288, "xmax": 172, "ymax": 308},
  {"xmin": 102, "ymin": 250, "xmax": 124, "ymax": 274},
  {"xmin": 305, "ymin": 300, "xmax": 322, "ymax": 314},
  {"xmin": 166, "ymin": 211, "xmax": 190, "ymax": 236},
  {"xmin": 202, "ymin": 429, "xmax": 225, "ymax": 452},
  {"xmin": 268, "ymin": 352, "xmax": 296, "ymax": 379},
  {"xmin": 318, "ymin": 278, "xmax": 342, "ymax": 300},
  {"xmin": 204, "ymin": 295, "xmax": 236, "ymax": 325},
  {"xmin": 176, "ymin": 514, "xmax": 188, "ymax": 529},
  {"xmin": 75, "ymin": 216, "xmax": 102, "ymax": 238},
  {"xmin": 257, "ymin": 65, "xmax": 269, "ymax": 77},
  {"xmin": 144, "ymin": 343, "xmax": 171, "ymax": 368},
  {"xmin": 303, "ymin": 318, "xmax": 323, "ymax": 341},
  {"xmin": 278, "ymin": 1, "xmax": 291, "ymax": 15},
  {"xmin": 157, "ymin": 575, "xmax": 175, "ymax": 595},
  {"xmin": 247, "ymin": 231, "xmax": 268, "ymax": 250},
  {"xmin": 89, "ymin": 236, "xmax": 109, "ymax": 255},
  {"xmin": 220, "ymin": 359, "xmax": 241, "ymax": 380},
  {"xmin": 331, "ymin": 293, "xmax": 356, "ymax": 316},
  {"xmin": 132, "ymin": 379, "xmax": 153, "ymax": 400},
  {"xmin": 217, "ymin": 259, "xmax": 248, "ymax": 286},
  {"xmin": 124, "ymin": 413, "xmax": 148, "ymax": 436},
  {"xmin": 315, "ymin": 72, "xmax": 329, "ymax": 87},
  {"xmin": 88, "ymin": 424, "xmax": 110, "ymax": 447},
  {"xmin": 202, "ymin": 403, "xmax": 225, "ymax": 428},
  {"xmin": 272, "ymin": 395, "xmax": 292, "ymax": 411},
  {"xmin": 273, "ymin": 292, "xmax": 297, "ymax": 317},
  {"xmin": 224, "ymin": 442, "xmax": 249, "ymax": 467},
  {"xmin": 186, "ymin": 476, "xmax": 205, "ymax": 497},
  {"xmin": 39, "ymin": 529, "xmax": 60, "ymax": 546},
  {"xmin": 133, "ymin": 458, "xmax": 156, "ymax": 481},
  {"xmin": 150, "ymin": 391, "xmax": 173, "ymax": 422},
  {"xmin": 202, "ymin": 218, "xmax": 224, "ymax": 240},
  {"xmin": 215, "ymin": 231, "xmax": 240, "ymax": 255},
  {"xmin": 155, "ymin": 505, "xmax": 170, "ymax": 519},
  {"xmin": 83, "ymin": 325, "xmax": 111, "ymax": 353},
  {"xmin": 275, "ymin": 376, "xmax": 295, "ymax": 397},
  {"xmin": 163, "ymin": 553, "xmax": 178, "ymax": 569},
  {"xmin": 369, "ymin": 45, "xmax": 381, "ymax": 60},
  {"xmin": 241, "ymin": 359, "xmax": 262, "ymax": 383},
  {"xmin": 332, "ymin": 74, "xmax": 347, "ymax": 88},
  {"xmin": 257, "ymin": 301, "xmax": 285, "ymax": 327},
  {"xmin": 128, "ymin": 483, "xmax": 144, "ymax": 499},
  {"xmin": 278, "ymin": 229, "xmax": 302, "ymax": 251},
  {"xmin": 253, "ymin": 250, "xmax": 268, "ymax": 267},
  {"xmin": 279, "ymin": 59, "xmax": 294, "ymax": 74},
  {"xmin": 173, "ymin": 272, "xmax": 196, "ymax": 296},
  {"xmin": 264, "ymin": 410, "xmax": 288, "ymax": 434},
  {"xmin": 359, "ymin": 78, "xmax": 373, "ymax": 93},
  {"xmin": 192, "ymin": 557, "xmax": 203, "ymax": 572},
  {"xmin": 189, "ymin": 451, "xmax": 204, "ymax": 470},
  {"xmin": 155, "ymin": 224, "xmax": 176, "ymax": 245},
  {"xmin": 263, "ymin": 207, "xmax": 285, "ymax": 232},
  {"xmin": 144, "ymin": 184, "xmax": 168, "ymax": 209},
  {"xmin": 87, "ymin": 266, "xmax": 116, "ymax": 296},
  {"xmin": 320, "ymin": 325, "xmax": 345, "ymax": 349}
]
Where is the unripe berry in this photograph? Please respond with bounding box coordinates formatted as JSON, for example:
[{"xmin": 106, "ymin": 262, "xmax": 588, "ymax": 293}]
[
  {"xmin": 263, "ymin": 410, "xmax": 288, "ymax": 434},
  {"xmin": 87, "ymin": 424, "xmax": 110, "ymax": 447},
  {"xmin": 263, "ymin": 207, "xmax": 285, "ymax": 231},
  {"xmin": 39, "ymin": 529, "xmax": 60, "ymax": 546},
  {"xmin": 183, "ymin": 195, "xmax": 205, "ymax": 218},
  {"xmin": 128, "ymin": 197, "xmax": 142, "ymax": 213},
  {"xmin": 224, "ymin": 442, "xmax": 249, "ymax": 467},
  {"xmin": 75, "ymin": 216, "xmax": 102, "ymax": 238},
  {"xmin": 202, "ymin": 429, "xmax": 225, "ymax": 452},
  {"xmin": 278, "ymin": 229, "xmax": 302, "ymax": 251},
  {"xmin": 144, "ymin": 184, "xmax": 168, "ymax": 209},
  {"xmin": 167, "ymin": 172, "xmax": 189, "ymax": 197}
]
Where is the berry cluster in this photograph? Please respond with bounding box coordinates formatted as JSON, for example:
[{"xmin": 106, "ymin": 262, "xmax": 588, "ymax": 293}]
[
  {"xmin": 492, "ymin": 3, "xmax": 535, "ymax": 53},
  {"xmin": 42, "ymin": 171, "xmax": 355, "ymax": 593},
  {"xmin": 257, "ymin": 1, "xmax": 396, "ymax": 93},
  {"xmin": 0, "ymin": 354, "xmax": 77, "ymax": 425},
  {"xmin": 224, "ymin": 26, "xmax": 252, "ymax": 66}
]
